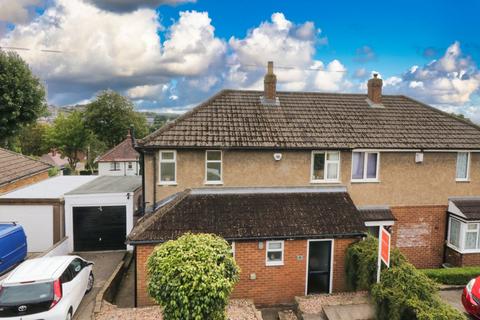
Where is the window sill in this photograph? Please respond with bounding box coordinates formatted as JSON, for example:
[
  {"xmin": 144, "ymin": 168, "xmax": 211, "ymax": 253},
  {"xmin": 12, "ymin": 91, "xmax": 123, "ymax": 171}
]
[
  {"xmin": 310, "ymin": 180, "xmax": 341, "ymax": 184},
  {"xmin": 446, "ymin": 243, "xmax": 480, "ymax": 254},
  {"xmin": 351, "ymin": 179, "xmax": 380, "ymax": 184},
  {"xmin": 265, "ymin": 262, "xmax": 284, "ymax": 267},
  {"xmin": 205, "ymin": 181, "xmax": 223, "ymax": 186},
  {"xmin": 158, "ymin": 182, "xmax": 177, "ymax": 186},
  {"xmin": 456, "ymin": 179, "xmax": 470, "ymax": 183}
]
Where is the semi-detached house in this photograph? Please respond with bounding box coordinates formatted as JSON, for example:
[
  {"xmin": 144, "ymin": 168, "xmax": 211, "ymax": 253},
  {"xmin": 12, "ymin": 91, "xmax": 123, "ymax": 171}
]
[{"xmin": 128, "ymin": 62, "xmax": 480, "ymax": 306}]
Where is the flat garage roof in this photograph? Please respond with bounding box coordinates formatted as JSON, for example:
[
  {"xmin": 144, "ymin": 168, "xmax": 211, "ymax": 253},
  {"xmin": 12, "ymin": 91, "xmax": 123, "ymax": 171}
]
[
  {"xmin": 0, "ymin": 176, "xmax": 98, "ymax": 199},
  {"xmin": 65, "ymin": 176, "xmax": 142, "ymax": 195}
]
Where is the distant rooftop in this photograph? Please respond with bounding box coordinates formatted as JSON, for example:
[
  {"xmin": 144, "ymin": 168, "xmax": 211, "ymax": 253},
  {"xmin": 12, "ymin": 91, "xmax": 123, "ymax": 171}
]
[
  {"xmin": 0, "ymin": 148, "xmax": 52, "ymax": 188},
  {"xmin": 0, "ymin": 176, "xmax": 97, "ymax": 199},
  {"xmin": 65, "ymin": 176, "xmax": 142, "ymax": 195},
  {"xmin": 97, "ymin": 132, "xmax": 139, "ymax": 162}
]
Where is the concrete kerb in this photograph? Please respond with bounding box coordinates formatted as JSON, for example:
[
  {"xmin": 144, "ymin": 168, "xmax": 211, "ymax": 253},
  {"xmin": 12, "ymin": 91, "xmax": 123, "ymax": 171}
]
[{"xmin": 92, "ymin": 252, "xmax": 129, "ymax": 316}]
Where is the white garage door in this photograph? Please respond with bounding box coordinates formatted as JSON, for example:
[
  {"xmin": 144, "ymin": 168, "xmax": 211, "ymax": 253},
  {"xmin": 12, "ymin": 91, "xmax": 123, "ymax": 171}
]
[{"xmin": 0, "ymin": 205, "xmax": 53, "ymax": 252}]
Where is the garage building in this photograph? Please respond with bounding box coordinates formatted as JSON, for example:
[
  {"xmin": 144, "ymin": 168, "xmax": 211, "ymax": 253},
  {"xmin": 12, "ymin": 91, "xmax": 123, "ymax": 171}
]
[{"xmin": 64, "ymin": 176, "xmax": 142, "ymax": 252}]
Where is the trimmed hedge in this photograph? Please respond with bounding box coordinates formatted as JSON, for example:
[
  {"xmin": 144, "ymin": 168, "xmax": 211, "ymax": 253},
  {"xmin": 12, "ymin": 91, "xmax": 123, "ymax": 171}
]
[
  {"xmin": 421, "ymin": 266, "xmax": 480, "ymax": 285},
  {"xmin": 147, "ymin": 233, "xmax": 239, "ymax": 320},
  {"xmin": 346, "ymin": 236, "xmax": 466, "ymax": 320}
]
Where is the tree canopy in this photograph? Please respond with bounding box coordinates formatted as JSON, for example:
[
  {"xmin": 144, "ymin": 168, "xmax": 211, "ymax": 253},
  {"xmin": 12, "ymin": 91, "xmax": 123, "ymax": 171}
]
[
  {"xmin": 0, "ymin": 50, "xmax": 46, "ymax": 145},
  {"xmin": 84, "ymin": 90, "xmax": 149, "ymax": 148},
  {"xmin": 46, "ymin": 111, "xmax": 93, "ymax": 170},
  {"xmin": 147, "ymin": 233, "xmax": 239, "ymax": 320}
]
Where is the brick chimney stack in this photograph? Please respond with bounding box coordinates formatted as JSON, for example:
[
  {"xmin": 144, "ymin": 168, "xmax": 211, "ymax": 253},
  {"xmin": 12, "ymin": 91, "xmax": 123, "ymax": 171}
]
[
  {"xmin": 367, "ymin": 73, "xmax": 383, "ymax": 104},
  {"xmin": 264, "ymin": 61, "xmax": 277, "ymax": 101}
]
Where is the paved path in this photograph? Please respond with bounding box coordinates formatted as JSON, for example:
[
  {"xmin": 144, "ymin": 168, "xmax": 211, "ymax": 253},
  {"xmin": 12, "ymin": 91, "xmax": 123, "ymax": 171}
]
[{"xmin": 73, "ymin": 251, "xmax": 125, "ymax": 320}]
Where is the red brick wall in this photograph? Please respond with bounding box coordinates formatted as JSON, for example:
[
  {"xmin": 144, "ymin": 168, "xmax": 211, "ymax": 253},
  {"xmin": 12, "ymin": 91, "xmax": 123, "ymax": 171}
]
[
  {"xmin": 332, "ymin": 238, "xmax": 358, "ymax": 292},
  {"xmin": 390, "ymin": 205, "xmax": 447, "ymax": 268},
  {"xmin": 136, "ymin": 244, "xmax": 156, "ymax": 307},
  {"xmin": 0, "ymin": 171, "xmax": 49, "ymax": 194},
  {"xmin": 445, "ymin": 246, "xmax": 480, "ymax": 267},
  {"xmin": 135, "ymin": 238, "xmax": 359, "ymax": 307},
  {"xmin": 231, "ymin": 240, "xmax": 307, "ymax": 305}
]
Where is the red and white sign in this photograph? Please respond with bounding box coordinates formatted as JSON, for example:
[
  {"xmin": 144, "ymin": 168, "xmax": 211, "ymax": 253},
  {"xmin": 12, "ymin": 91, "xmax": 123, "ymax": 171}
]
[{"xmin": 380, "ymin": 227, "xmax": 391, "ymax": 267}]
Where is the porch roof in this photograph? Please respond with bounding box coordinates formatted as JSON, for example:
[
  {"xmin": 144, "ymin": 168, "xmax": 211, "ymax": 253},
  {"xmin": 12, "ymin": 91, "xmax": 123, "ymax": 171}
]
[{"xmin": 449, "ymin": 198, "xmax": 480, "ymax": 221}]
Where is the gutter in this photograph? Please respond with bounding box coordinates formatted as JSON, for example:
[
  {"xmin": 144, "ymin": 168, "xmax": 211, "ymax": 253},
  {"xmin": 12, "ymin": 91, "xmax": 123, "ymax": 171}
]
[{"xmin": 127, "ymin": 231, "xmax": 366, "ymax": 246}]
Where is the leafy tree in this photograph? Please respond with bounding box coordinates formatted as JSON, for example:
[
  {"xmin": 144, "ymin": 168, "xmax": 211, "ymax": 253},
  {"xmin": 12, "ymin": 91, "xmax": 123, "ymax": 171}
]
[
  {"xmin": 46, "ymin": 111, "xmax": 92, "ymax": 170},
  {"xmin": 17, "ymin": 122, "xmax": 51, "ymax": 156},
  {"xmin": 147, "ymin": 233, "xmax": 239, "ymax": 320},
  {"xmin": 84, "ymin": 90, "xmax": 149, "ymax": 148},
  {"xmin": 0, "ymin": 50, "xmax": 46, "ymax": 145}
]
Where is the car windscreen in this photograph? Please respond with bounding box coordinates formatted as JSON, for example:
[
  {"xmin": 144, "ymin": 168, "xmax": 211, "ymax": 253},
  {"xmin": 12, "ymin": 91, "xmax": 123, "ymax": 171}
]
[{"xmin": 0, "ymin": 282, "xmax": 53, "ymax": 305}]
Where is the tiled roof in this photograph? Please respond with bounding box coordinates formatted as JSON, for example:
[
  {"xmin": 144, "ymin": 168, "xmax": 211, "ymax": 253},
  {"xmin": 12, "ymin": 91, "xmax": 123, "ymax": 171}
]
[
  {"xmin": 127, "ymin": 189, "xmax": 366, "ymax": 243},
  {"xmin": 0, "ymin": 148, "xmax": 52, "ymax": 187},
  {"xmin": 450, "ymin": 199, "xmax": 480, "ymax": 220},
  {"xmin": 97, "ymin": 136, "xmax": 139, "ymax": 162},
  {"xmin": 358, "ymin": 207, "xmax": 396, "ymax": 222},
  {"xmin": 139, "ymin": 90, "xmax": 480, "ymax": 150}
]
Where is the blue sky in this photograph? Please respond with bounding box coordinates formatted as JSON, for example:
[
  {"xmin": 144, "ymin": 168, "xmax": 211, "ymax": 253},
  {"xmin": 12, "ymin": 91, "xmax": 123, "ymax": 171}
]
[{"xmin": 0, "ymin": 0, "xmax": 479, "ymax": 121}]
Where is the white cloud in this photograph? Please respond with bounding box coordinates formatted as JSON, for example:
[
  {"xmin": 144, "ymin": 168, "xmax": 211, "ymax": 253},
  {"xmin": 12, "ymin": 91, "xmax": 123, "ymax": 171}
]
[
  {"xmin": 0, "ymin": 0, "xmax": 43, "ymax": 24},
  {"xmin": 0, "ymin": 0, "xmax": 226, "ymax": 106},
  {"xmin": 386, "ymin": 42, "xmax": 480, "ymax": 106},
  {"xmin": 227, "ymin": 13, "xmax": 349, "ymax": 92},
  {"xmin": 84, "ymin": 0, "xmax": 195, "ymax": 13}
]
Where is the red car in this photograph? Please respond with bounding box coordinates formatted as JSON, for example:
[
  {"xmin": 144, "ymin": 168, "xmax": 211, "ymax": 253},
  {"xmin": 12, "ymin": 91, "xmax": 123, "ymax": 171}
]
[{"xmin": 463, "ymin": 278, "xmax": 480, "ymax": 318}]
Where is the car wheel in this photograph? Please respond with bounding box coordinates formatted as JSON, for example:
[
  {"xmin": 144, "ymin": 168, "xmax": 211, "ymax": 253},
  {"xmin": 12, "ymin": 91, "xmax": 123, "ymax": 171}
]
[
  {"xmin": 66, "ymin": 309, "xmax": 72, "ymax": 320},
  {"xmin": 86, "ymin": 272, "xmax": 94, "ymax": 293}
]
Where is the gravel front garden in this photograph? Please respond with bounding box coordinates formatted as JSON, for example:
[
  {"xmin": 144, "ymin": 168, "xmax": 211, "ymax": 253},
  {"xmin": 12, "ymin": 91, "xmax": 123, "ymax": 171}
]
[{"xmin": 95, "ymin": 299, "xmax": 262, "ymax": 320}]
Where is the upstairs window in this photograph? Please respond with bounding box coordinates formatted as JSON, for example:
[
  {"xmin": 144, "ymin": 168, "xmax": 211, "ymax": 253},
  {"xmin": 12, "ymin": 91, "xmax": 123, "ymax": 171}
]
[
  {"xmin": 266, "ymin": 241, "xmax": 284, "ymax": 266},
  {"xmin": 352, "ymin": 152, "xmax": 379, "ymax": 181},
  {"xmin": 456, "ymin": 152, "xmax": 470, "ymax": 181},
  {"xmin": 205, "ymin": 150, "xmax": 222, "ymax": 184},
  {"xmin": 159, "ymin": 151, "xmax": 176, "ymax": 184},
  {"xmin": 311, "ymin": 151, "xmax": 340, "ymax": 182}
]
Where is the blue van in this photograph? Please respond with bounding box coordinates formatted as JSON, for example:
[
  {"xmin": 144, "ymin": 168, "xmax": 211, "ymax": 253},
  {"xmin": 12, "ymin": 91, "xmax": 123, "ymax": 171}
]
[{"xmin": 0, "ymin": 223, "xmax": 27, "ymax": 275}]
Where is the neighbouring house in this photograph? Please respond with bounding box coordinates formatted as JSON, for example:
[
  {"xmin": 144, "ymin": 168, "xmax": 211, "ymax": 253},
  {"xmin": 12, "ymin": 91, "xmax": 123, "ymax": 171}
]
[
  {"xmin": 97, "ymin": 130, "xmax": 140, "ymax": 176},
  {"xmin": 0, "ymin": 147, "xmax": 52, "ymax": 194},
  {"xmin": 0, "ymin": 175, "xmax": 142, "ymax": 253},
  {"xmin": 130, "ymin": 62, "xmax": 480, "ymax": 306},
  {"xmin": 40, "ymin": 149, "xmax": 69, "ymax": 173}
]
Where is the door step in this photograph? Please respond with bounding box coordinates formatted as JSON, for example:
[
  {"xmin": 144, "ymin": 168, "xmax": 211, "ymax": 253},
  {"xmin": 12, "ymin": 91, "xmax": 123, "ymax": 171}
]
[{"xmin": 278, "ymin": 310, "xmax": 299, "ymax": 320}]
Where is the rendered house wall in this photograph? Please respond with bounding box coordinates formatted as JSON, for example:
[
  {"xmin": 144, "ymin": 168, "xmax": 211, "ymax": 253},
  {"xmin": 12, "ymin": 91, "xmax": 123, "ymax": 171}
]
[{"xmin": 143, "ymin": 151, "xmax": 480, "ymax": 207}]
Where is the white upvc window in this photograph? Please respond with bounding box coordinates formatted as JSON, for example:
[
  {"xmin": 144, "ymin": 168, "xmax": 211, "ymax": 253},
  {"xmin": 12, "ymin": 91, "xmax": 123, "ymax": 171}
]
[
  {"xmin": 456, "ymin": 152, "xmax": 470, "ymax": 181},
  {"xmin": 109, "ymin": 162, "xmax": 120, "ymax": 171},
  {"xmin": 311, "ymin": 151, "xmax": 340, "ymax": 183},
  {"xmin": 265, "ymin": 240, "xmax": 284, "ymax": 266},
  {"xmin": 448, "ymin": 216, "xmax": 480, "ymax": 253},
  {"xmin": 159, "ymin": 150, "xmax": 176, "ymax": 185},
  {"xmin": 205, "ymin": 150, "xmax": 222, "ymax": 184},
  {"xmin": 351, "ymin": 152, "xmax": 379, "ymax": 182}
]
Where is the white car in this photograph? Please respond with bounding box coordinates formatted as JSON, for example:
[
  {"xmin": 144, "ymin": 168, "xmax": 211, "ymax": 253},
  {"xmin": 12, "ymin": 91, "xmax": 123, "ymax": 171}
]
[{"xmin": 0, "ymin": 256, "xmax": 94, "ymax": 320}]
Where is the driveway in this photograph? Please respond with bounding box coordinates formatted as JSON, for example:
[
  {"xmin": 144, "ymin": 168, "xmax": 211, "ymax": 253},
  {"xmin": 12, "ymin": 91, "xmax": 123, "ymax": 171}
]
[
  {"xmin": 439, "ymin": 289, "xmax": 474, "ymax": 319},
  {"xmin": 73, "ymin": 251, "xmax": 126, "ymax": 320}
]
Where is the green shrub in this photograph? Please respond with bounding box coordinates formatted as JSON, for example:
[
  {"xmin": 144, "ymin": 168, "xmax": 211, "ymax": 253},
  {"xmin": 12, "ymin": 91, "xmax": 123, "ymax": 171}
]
[
  {"xmin": 147, "ymin": 233, "xmax": 239, "ymax": 320},
  {"xmin": 372, "ymin": 263, "xmax": 465, "ymax": 320},
  {"xmin": 421, "ymin": 266, "xmax": 480, "ymax": 285},
  {"xmin": 345, "ymin": 236, "xmax": 406, "ymax": 290}
]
